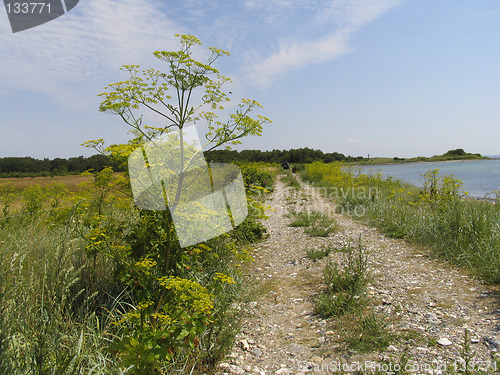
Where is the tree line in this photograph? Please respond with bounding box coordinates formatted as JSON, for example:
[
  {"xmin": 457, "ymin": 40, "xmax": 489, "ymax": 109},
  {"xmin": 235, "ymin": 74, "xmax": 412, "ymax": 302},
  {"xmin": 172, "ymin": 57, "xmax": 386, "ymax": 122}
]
[
  {"xmin": 0, "ymin": 148, "xmax": 365, "ymax": 177},
  {"xmin": 0, "ymin": 154, "xmax": 124, "ymax": 177},
  {"xmin": 205, "ymin": 148, "xmax": 364, "ymax": 164}
]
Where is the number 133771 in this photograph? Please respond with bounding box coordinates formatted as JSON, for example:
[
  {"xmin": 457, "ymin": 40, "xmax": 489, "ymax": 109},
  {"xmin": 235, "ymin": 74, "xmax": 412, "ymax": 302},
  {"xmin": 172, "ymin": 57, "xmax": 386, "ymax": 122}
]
[{"xmin": 6, "ymin": 2, "xmax": 51, "ymax": 14}]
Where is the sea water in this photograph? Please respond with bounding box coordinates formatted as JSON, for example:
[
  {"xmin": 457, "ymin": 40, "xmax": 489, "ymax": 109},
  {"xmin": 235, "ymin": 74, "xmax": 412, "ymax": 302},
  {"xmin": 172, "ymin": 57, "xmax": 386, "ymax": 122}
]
[{"xmin": 360, "ymin": 158, "xmax": 500, "ymax": 198}]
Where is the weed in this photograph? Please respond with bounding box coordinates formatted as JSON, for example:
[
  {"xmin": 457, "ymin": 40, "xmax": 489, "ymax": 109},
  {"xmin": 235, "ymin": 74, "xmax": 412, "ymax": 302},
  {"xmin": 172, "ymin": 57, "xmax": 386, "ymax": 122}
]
[
  {"xmin": 0, "ymin": 162, "xmax": 274, "ymax": 373},
  {"xmin": 339, "ymin": 311, "xmax": 395, "ymax": 353},
  {"xmin": 289, "ymin": 210, "xmax": 337, "ymax": 237},
  {"xmin": 314, "ymin": 240, "xmax": 370, "ymax": 318},
  {"xmin": 306, "ymin": 245, "xmax": 332, "ymax": 261}
]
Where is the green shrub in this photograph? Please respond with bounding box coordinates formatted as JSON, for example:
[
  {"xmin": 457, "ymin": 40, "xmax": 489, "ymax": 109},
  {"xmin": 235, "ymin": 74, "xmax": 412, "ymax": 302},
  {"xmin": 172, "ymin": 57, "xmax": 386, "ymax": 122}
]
[
  {"xmin": 281, "ymin": 172, "xmax": 301, "ymax": 190},
  {"xmin": 239, "ymin": 162, "xmax": 275, "ymax": 190}
]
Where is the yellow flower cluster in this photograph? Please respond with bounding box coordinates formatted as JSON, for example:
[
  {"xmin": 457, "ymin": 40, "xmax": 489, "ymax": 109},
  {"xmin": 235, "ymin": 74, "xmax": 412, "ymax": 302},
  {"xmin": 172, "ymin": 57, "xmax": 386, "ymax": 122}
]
[
  {"xmin": 213, "ymin": 272, "xmax": 236, "ymax": 284},
  {"xmin": 115, "ymin": 300, "xmax": 155, "ymax": 326},
  {"xmin": 158, "ymin": 276, "xmax": 214, "ymax": 313},
  {"xmin": 192, "ymin": 243, "xmax": 212, "ymax": 254},
  {"xmin": 134, "ymin": 257, "xmax": 157, "ymax": 274}
]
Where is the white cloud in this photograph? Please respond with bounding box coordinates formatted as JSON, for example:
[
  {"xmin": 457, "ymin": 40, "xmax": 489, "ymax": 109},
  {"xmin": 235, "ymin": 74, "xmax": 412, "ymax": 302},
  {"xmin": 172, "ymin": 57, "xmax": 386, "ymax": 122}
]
[
  {"xmin": 0, "ymin": 0, "xmax": 183, "ymax": 109},
  {"xmin": 246, "ymin": 33, "xmax": 351, "ymax": 87},
  {"xmin": 245, "ymin": 0, "xmax": 402, "ymax": 88},
  {"xmin": 0, "ymin": 0, "xmax": 403, "ymax": 97}
]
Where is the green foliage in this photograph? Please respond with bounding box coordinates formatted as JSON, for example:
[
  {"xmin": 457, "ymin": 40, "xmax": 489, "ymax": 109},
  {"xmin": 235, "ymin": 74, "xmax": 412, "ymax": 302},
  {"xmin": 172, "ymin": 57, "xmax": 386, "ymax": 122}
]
[
  {"xmin": 205, "ymin": 147, "xmax": 347, "ymax": 164},
  {"xmin": 0, "ymin": 160, "xmax": 273, "ymax": 373},
  {"xmin": 230, "ymin": 216, "xmax": 267, "ymax": 243},
  {"xmin": 0, "ymin": 33, "xmax": 275, "ymax": 374},
  {"xmin": 0, "ymin": 154, "xmax": 123, "ymax": 177},
  {"xmin": 291, "ymin": 163, "xmax": 305, "ymax": 173},
  {"xmin": 109, "ymin": 276, "xmax": 216, "ymax": 374},
  {"xmin": 0, "ymin": 210, "xmax": 124, "ymax": 374},
  {"xmin": 239, "ymin": 162, "xmax": 274, "ymax": 190},
  {"xmin": 339, "ymin": 312, "xmax": 394, "ymax": 353},
  {"xmin": 305, "ymin": 222, "xmax": 336, "ymax": 237},
  {"xmin": 314, "ymin": 240, "xmax": 394, "ymax": 354},
  {"xmin": 288, "ymin": 210, "xmax": 320, "ymax": 227},
  {"xmin": 96, "ymin": 34, "xmax": 270, "ymax": 151},
  {"xmin": 305, "ymin": 245, "xmax": 332, "ymax": 261},
  {"xmin": 0, "ymin": 183, "xmax": 16, "ymax": 219},
  {"xmin": 21, "ymin": 184, "xmax": 47, "ymax": 214}
]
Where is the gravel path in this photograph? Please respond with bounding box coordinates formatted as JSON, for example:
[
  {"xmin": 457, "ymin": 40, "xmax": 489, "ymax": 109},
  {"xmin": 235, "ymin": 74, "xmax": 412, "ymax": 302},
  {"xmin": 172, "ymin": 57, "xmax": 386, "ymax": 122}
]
[{"xmin": 216, "ymin": 175, "xmax": 500, "ymax": 375}]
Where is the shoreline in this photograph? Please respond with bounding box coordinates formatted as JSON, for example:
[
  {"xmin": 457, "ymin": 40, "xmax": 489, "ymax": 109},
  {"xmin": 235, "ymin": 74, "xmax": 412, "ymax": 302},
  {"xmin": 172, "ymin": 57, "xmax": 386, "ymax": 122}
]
[{"xmin": 350, "ymin": 156, "xmax": 492, "ymax": 167}]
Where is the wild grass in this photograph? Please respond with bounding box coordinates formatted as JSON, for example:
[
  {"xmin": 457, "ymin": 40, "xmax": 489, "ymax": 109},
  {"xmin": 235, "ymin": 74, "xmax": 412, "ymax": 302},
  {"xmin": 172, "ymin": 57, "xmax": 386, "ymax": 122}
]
[
  {"xmin": 281, "ymin": 171, "xmax": 301, "ymax": 190},
  {"xmin": 337, "ymin": 311, "xmax": 394, "ymax": 353},
  {"xmin": 0, "ymin": 174, "xmax": 98, "ymax": 192},
  {"xmin": 0, "ymin": 212, "xmax": 124, "ymax": 374},
  {"xmin": 302, "ymin": 162, "xmax": 500, "ymax": 284},
  {"xmin": 305, "ymin": 245, "xmax": 333, "ymax": 261},
  {"xmin": 288, "ymin": 210, "xmax": 337, "ymax": 237},
  {"xmin": 314, "ymin": 239, "xmax": 395, "ymax": 353},
  {"xmin": 314, "ymin": 240, "xmax": 370, "ymax": 318}
]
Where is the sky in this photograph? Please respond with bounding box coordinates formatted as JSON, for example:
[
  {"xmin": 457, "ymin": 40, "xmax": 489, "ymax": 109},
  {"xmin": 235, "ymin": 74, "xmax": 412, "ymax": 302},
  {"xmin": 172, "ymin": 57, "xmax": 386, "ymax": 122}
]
[{"xmin": 1, "ymin": 0, "xmax": 499, "ymax": 159}]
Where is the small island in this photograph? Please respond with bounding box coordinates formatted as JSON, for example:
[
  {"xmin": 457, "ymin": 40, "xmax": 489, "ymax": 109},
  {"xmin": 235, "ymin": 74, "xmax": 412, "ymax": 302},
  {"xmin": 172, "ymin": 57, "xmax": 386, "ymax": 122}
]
[{"xmin": 355, "ymin": 148, "xmax": 488, "ymax": 165}]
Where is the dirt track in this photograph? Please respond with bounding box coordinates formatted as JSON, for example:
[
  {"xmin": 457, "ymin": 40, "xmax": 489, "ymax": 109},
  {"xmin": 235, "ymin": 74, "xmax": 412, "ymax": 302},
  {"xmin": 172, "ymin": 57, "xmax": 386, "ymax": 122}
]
[{"xmin": 217, "ymin": 175, "xmax": 500, "ymax": 374}]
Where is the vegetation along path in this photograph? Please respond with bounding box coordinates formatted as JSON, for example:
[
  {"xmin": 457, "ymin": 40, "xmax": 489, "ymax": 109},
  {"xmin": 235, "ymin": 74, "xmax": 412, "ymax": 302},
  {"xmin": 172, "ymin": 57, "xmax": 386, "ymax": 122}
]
[{"xmin": 216, "ymin": 173, "xmax": 500, "ymax": 374}]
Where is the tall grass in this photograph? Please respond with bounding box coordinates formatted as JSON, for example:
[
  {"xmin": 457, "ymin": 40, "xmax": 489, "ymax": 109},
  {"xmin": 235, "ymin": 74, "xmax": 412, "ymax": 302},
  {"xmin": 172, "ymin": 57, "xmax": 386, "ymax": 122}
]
[
  {"xmin": 0, "ymin": 214, "xmax": 124, "ymax": 374},
  {"xmin": 302, "ymin": 162, "xmax": 500, "ymax": 284},
  {"xmin": 0, "ymin": 163, "xmax": 275, "ymax": 373}
]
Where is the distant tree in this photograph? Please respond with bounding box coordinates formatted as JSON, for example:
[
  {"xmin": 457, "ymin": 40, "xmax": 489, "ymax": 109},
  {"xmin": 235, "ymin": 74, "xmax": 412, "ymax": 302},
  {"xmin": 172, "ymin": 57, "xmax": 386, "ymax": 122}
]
[{"xmin": 445, "ymin": 148, "xmax": 466, "ymax": 156}]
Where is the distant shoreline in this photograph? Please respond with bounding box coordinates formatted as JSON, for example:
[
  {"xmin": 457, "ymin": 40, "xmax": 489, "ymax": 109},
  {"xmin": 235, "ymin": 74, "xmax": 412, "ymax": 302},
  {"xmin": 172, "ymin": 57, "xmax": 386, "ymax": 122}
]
[{"xmin": 351, "ymin": 156, "xmax": 491, "ymax": 167}]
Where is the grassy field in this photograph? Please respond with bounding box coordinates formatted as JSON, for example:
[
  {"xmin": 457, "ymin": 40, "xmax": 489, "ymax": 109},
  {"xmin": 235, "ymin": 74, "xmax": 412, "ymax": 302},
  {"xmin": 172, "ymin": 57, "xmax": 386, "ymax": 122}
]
[
  {"xmin": 0, "ymin": 163, "xmax": 275, "ymax": 374},
  {"xmin": 0, "ymin": 174, "xmax": 101, "ymax": 191}
]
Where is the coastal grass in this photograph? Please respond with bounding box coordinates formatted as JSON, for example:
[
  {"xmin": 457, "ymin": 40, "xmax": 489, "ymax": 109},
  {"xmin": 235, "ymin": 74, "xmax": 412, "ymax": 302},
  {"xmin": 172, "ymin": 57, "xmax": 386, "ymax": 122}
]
[
  {"xmin": 314, "ymin": 239, "xmax": 395, "ymax": 353},
  {"xmin": 0, "ymin": 164, "xmax": 274, "ymax": 374},
  {"xmin": 305, "ymin": 245, "xmax": 333, "ymax": 261},
  {"xmin": 314, "ymin": 240, "xmax": 370, "ymax": 318},
  {"xmin": 0, "ymin": 212, "xmax": 124, "ymax": 374},
  {"xmin": 302, "ymin": 162, "xmax": 500, "ymax": 284},
  {"xmin": 288, "ymin": 210, "xmax": 337, "ymax": 237}
]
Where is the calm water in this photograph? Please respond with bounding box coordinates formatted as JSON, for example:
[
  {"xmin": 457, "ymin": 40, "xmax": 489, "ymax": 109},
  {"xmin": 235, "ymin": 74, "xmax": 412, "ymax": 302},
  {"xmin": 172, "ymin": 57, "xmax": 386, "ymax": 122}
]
[{"xmin": 361, "ymin": 158, "xmax": 500, "ymax": 198}]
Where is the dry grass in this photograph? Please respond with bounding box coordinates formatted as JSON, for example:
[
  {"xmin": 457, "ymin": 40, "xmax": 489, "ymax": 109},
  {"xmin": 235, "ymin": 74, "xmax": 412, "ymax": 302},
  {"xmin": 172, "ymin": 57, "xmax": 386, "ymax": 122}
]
[
  {"xmin": 0, "ymin": 174, "xmax": 94, "ymax": 192},
  {"xmin": 0, "ymin": 173, "xmax": 124, "ymax": 192}
]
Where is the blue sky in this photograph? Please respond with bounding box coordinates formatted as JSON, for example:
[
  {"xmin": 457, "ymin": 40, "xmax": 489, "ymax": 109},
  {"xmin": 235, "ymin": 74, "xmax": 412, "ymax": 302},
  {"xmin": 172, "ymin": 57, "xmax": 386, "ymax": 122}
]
[{"xmin": 1, "ymin": 0, "xmax": 499, "ymax": 159}]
